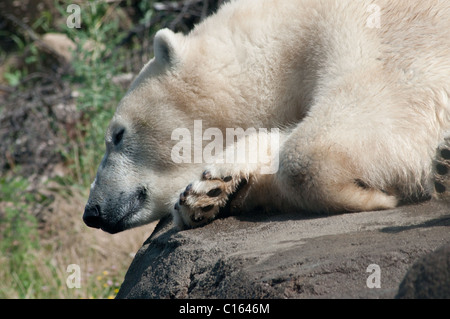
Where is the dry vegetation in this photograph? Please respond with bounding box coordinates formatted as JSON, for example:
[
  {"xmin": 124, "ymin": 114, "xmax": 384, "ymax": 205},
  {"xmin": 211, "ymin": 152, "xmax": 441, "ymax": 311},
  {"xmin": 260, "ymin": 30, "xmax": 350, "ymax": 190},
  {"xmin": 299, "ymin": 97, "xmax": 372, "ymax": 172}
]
[{"xmin": 0, "ymin": 0, "xmax": 222, "ymax": 298}]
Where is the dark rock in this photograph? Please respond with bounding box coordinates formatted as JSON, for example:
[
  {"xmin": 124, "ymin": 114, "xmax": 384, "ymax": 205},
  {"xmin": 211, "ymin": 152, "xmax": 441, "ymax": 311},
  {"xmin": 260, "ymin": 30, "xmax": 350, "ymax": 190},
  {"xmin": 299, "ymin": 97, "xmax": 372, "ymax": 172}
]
[
  {"xmin": 396, "ymin": 243, "xmax": 450, "ymax": 299},
  {"xmin": 117, "ymin": 200, "xmax": 450, "ymax": 299}
]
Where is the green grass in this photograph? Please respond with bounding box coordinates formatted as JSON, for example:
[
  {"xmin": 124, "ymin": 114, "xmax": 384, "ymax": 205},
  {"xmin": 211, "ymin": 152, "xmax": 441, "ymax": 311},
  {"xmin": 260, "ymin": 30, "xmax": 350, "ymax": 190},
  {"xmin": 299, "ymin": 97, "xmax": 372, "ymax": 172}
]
[
  {"xmin": 0, "ymin": 176, "xmax": 42, "ymax": 298},
  {"xmin": 0, "ymin": 175, "xmax": 130, "ymax": 299}
]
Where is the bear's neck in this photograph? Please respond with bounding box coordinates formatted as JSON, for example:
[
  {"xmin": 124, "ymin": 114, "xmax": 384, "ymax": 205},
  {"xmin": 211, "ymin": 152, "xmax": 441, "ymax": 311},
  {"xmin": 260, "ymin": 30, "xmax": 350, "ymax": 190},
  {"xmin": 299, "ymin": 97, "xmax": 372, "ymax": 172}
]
[
  {"xmin": 179, "ymin": 0, "xmax": 384, "ymax": 131},
  {"xmin": 178, "ymin": 0, "xmax": 314, "ymax": 130}
]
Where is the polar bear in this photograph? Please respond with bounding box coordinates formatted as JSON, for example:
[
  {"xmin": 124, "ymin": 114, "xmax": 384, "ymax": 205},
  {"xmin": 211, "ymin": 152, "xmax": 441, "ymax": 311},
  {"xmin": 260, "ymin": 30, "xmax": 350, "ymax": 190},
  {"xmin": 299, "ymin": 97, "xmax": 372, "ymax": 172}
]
[{"xmin": 83, "ymin": 0, "xmax": 450, "ymax": 233}]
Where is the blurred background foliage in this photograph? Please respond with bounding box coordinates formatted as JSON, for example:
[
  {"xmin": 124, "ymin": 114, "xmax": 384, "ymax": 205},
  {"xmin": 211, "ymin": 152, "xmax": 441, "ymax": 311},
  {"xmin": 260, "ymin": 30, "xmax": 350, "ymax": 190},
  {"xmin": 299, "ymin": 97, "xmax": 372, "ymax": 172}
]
[{"xmin": 0, "ymin": 0, "xmax": 223, "ymax": 298}]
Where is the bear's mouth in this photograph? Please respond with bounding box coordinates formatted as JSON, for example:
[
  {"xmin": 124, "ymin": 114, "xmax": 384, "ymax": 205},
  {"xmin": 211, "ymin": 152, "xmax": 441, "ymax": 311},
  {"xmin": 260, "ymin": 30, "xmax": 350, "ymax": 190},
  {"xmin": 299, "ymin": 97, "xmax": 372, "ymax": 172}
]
[
  {"xmin": 84, "ymin": 187, "xmax": 149, "ymax": 234},
  {"xmin": 103, "ymin": 187, "xmax": 149, "ymax": 233}
]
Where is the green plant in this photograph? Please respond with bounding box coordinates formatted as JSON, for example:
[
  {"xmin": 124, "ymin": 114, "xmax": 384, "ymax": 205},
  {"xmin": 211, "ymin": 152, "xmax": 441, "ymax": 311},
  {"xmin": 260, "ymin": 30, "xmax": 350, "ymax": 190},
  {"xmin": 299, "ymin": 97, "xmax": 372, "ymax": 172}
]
[
  {"xmin": 0, "ymin": 12, "xmax": 51, "ymax": 87},
  {"xmin": 3, "ymin": 69, "xmax": 23, "ymax": 87},
  {"xmin": 0, "ymin": 176, "xmax": 47, "ymax": 298}
]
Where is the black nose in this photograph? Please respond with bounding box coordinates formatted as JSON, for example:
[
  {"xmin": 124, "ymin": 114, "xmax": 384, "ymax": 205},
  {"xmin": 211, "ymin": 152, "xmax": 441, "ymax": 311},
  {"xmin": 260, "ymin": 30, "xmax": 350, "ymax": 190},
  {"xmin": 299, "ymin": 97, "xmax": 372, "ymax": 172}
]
[{"xmin": 83, "ymin": 205, "xmax": 102, "ymax": 229}]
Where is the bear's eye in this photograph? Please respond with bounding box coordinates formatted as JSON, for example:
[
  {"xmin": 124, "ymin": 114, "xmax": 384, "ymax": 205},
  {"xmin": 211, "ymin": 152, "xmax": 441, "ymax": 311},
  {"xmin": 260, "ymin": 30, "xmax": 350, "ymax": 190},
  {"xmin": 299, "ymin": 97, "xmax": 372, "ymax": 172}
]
[{"xmin": 113, "ymin": 128, "xmax": 125, "ymax": 146}]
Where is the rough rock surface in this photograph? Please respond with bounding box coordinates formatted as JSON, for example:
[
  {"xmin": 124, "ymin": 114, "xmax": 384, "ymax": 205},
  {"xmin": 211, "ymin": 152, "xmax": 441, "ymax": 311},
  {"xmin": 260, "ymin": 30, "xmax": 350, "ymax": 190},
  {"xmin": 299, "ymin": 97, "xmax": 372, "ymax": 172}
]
[
  {"xmin": 117, "ymin": 200, "xmax": 450, "ymax": 299},
  {"xmin": 396, "ymin": 243, "xmax": 450, "ymax": 298}
]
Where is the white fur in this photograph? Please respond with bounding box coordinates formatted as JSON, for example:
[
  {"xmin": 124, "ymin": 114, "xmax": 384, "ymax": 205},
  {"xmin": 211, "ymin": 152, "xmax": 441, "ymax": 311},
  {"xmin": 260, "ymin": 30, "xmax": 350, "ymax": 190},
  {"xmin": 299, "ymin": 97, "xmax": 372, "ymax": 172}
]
[{"xmin": 86, "ymin": 0, "xmax": 450, "ymax": 231}]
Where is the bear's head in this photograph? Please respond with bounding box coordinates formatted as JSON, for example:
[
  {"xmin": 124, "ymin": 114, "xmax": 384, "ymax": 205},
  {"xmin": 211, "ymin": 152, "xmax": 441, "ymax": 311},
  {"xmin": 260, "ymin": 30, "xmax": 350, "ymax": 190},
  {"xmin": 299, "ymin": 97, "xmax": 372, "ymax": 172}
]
[
  {"xmin": 82, "ymin": 21, "xmax": 281, "ymax": 233},
  {"xmin": 83, "ymin": 29, "xmax": 199, "ymax": 233}
]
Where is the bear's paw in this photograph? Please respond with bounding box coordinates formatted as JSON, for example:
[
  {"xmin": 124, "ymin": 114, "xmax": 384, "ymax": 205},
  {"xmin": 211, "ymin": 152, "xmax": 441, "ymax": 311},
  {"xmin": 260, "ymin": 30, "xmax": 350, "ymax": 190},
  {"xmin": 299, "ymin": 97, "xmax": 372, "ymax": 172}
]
[
  {"xmin": 174, "ymin": 170, "xmax": 249, "ymax": 229},
  {"xmin": 433, "ymin": 134, "xmax": 450, "ymax": 202}
]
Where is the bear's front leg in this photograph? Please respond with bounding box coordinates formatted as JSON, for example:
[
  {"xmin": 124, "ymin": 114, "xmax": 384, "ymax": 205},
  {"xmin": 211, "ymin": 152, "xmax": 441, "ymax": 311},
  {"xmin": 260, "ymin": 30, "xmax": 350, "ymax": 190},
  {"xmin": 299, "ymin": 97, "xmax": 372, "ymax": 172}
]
[{"xmin": 172, "ymin": 130, "xmax": 283, "ymax": 229}]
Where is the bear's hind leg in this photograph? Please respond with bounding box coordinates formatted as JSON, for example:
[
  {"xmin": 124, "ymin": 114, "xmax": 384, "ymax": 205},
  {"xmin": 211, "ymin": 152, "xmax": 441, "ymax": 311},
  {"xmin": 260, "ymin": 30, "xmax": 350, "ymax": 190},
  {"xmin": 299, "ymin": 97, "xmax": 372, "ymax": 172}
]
[
  {"xmin": 322, "ymin": 181, "xmax": 398, "ymax": 212},
  {"xmin": 276, "ymin": 126, "xmax": 399, "ymax": 213}
]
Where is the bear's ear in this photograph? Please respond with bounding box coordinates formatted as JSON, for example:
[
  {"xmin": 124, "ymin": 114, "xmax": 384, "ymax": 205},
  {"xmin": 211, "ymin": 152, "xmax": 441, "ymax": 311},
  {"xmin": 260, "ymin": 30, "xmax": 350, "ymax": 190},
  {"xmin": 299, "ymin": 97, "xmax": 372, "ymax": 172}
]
[{"xmin": 154, "ymin": 28, "xmax": 182, "ymax": 66}]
